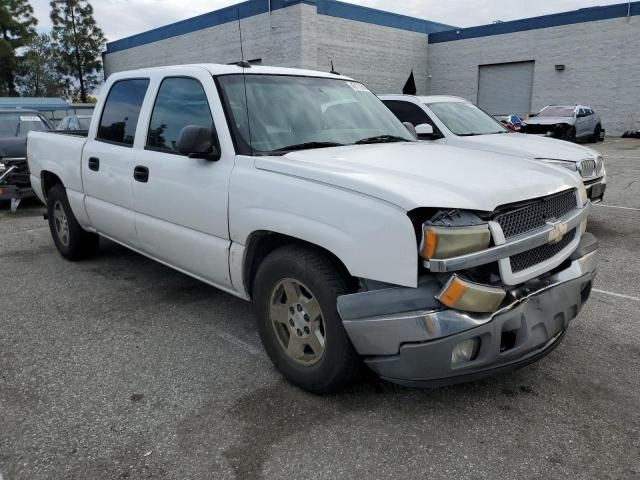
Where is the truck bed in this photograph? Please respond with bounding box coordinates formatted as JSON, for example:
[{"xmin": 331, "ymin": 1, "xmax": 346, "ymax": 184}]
[{"xmin": 27, "ymin": 130, "xmax": 89, "ymax": 201}]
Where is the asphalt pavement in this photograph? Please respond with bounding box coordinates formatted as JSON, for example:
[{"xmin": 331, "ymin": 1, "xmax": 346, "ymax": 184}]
[{"xmin": 1, "ymin": 138, "xmax": 639, "ymax": 480}]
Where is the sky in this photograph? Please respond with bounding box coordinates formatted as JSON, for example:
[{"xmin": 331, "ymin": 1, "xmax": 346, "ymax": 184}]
[{"xmin": 30, "ymin": 0, "xmax": 628, "ymax": 42}]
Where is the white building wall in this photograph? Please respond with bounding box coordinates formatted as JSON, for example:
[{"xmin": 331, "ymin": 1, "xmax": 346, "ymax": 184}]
[
  {"xmin": 103, "ymin": 3, "xmax": 430, "ymax": 95},
  {"xmin": 103, "ymin": 5, "xmax": 306, "ymax": 76},
  {"xmin": 300, "ymin": 4, "xmax": 429, "ymax": 94},
  {"xmin": 427, "ymin": 16, "xmax": 640, "ymax": 135}
]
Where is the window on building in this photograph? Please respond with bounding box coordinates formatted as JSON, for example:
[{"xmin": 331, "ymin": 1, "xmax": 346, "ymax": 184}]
[
  {"xmin": 146, "ymin": 77, "xmax": 214, "ymax": 155},
  {"xmin": 97, "ymin": 78, "xmax": 150, "ymax": 146}
]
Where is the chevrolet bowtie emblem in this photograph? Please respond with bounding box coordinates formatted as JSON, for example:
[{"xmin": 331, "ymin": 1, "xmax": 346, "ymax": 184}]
[{"xmin": 547, "ymin": 221, "xmax": 568, "ymax": 244}]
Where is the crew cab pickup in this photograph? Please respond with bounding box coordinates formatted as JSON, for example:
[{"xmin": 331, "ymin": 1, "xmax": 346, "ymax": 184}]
[
  {"xmin": 380, "ymin": 95, "xmax": 607, "ymax": 203},
  {"xmin": 28, "ymin": 64, "xmax": 597, "ymax": 393}
]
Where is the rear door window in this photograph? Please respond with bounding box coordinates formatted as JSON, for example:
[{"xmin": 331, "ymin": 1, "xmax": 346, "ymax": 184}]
[
  {"xmin": 146, "ymin": 77, "xmax": 214, "ymax": 155},
  {"xmin": 97, "ymin": 78, "xmax": 150, "ymax": 146}
]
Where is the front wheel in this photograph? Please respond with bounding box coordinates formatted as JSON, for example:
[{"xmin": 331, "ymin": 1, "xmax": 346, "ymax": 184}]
[
  {"xmin": 593, "ymin": 125, "xmax": 602, "ymax": 143},
  {"xmin": 565, "ymin": 126, "xmax": 577, "ymax": 142},
  {"xmin": 47, "ymin": 184, "xmax": 99, "ymax": 260},
  {"xmin": 252, "ymin": 245, "xmax": 359, "ymax": 393}
]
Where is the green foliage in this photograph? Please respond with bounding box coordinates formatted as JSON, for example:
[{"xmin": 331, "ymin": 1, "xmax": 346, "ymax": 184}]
[
  {"xmin": 50, "ymin": 0, "xmax": 105, "ymax": 103},
  {"xmin": 15, "ymin": 33, "xmax": 67, "ymax": 97},
  {"xmin": 0, "ymin": 0, "xmax": 38, "ymax": 96}
]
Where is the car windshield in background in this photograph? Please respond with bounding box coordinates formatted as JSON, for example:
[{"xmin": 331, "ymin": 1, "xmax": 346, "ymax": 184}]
[
  {"xmin": 426, "ymin": 101, "xmax": 508, "ymax": 136},
  {"xmin": 78, "ymin": 117, "xmax": 92, "ymax": 129},
  {"xmin": 217, "ymin": 74, "xmax": 414, "ymax": 155},
  {"xmin": 537, "ymin": 106, "xmax": 576, "ymax": 117},
  {"xmin": 0, "ymin": 112, "xmax": 49, "ymax": 137}
]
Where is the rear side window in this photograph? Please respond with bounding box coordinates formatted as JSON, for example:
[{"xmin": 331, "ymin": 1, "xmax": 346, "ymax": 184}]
[
  {"xmin": 146, "ymin": 77, "xmax": 213, "ymax": 155},
  {"xmin": 97, "ymin": 79, "xmax": 149, "ymax": 146},
  {"xmin": 383, "ymin": 100, "xmax": 434, "ymax": 128}
]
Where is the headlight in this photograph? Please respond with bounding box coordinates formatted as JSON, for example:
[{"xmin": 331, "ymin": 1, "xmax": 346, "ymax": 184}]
[
  {"xmin": 596, "ymin": 155, "xmax": 605, "ymax": 175},
  {"xmin": 421, "ymin": 224, "xmax": 491, "ymax": 259},
  {"xmin": 578, "ymin": 184, "xmax": 588, "ymax": 206},
  {"xmin": 539, "ymin": 159, "xmax": 577, "ymax": 172}
]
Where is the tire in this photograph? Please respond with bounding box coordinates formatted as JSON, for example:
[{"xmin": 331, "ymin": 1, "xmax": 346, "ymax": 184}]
[
  {"xmin": 564, "ymin": 126, "xmax": 576, "ymax": 143},
  {"xmin": 252, "ymin": 245, "xmax": 359, "ymax": 393},
  {"xmin": 47, "ymin": 183, "xmax": 99, "ymax": 260},
  {"xmin": 593, "ymin": 124, "xmax": 602, "ymax": 143}
]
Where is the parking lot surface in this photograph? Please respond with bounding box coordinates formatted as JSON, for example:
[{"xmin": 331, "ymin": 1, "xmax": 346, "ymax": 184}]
[{"xmin": 1, "ymin": 139, "xmax": 639, "ymax": 480}]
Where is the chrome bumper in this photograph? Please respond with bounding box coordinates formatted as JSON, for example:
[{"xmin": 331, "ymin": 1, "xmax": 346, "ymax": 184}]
[{"xmin": 338, "ymin": 234, "xmax": 598, "ymax": 358}]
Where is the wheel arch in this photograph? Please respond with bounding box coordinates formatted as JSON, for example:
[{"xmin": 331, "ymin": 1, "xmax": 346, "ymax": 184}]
[
  {"xmin": 41, "ymin": 170, "xmax": 63, "ymax": 200},
  {"xmin": 242, "ymin": 231, "xmax": 357, "ymax": 299}
]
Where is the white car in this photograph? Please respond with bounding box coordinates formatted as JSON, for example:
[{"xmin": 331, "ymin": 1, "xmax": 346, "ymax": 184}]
[
  {"xmin": 27, "ymin": 64, "xmax": 597, "ymax": 392},
  {"xmin": 380, "ymin": 95, "xmax": 607, "ymax": 203}
]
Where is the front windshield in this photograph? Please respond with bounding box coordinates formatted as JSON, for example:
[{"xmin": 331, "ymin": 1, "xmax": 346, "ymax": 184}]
[
  {"xmin": 426, "ymin": 101, "xmax": 507, "ymax": 136},
  {"xmin": 217, "ymin": 74, "xmax": 414, "ymax": 155},
  {"xmin": 0, "ymin": 112, "xmax": 49, "ymax": 137},
  {"xmin": 537, "ymin": 106, "xmax": 575, "ymax": 117}
]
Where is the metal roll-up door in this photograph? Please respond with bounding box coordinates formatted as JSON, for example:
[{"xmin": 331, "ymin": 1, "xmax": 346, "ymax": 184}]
[{"xmin": 477, "ymin": 61, "xmax": 535, "ymax": 117}]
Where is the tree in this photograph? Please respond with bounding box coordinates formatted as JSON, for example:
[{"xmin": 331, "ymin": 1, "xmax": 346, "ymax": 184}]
[
  {"xmin": 15, "ymin": 33, "xmax": 66, "ymax": 97},
  {"xmin": 50, "ymin": 0, "xmax": 105, "ymax": 103},
  {"xmin": 0, "ymin": 0, "xmax": 38, "ymax": 96}
]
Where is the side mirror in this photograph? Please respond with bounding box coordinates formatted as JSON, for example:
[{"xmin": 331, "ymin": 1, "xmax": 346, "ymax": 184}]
[
  {"xmin": 176, "ymin": 125, "xmax": 220, "ymax": 161},
  {"xmin": 403, "ymin": 122, "xmax": 417, "ymax": 139},
  {"xmin": 415, "ymin": 123, "xmax": 436, "ymax": 139}
]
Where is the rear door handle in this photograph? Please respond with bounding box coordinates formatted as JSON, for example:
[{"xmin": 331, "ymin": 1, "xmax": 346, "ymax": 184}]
[
  {"xmin": 133, "ymin": 165, "xmax": 149, "ymax": 183},
  {"xmin": 88, "ymin": 157, "xmax": 100, "ymax": 171}
]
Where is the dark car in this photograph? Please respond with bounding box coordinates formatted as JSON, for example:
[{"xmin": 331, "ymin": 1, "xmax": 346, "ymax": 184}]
[{"xmin": 0, "ymin": 109, "xmax": 53, "ymax": 211}]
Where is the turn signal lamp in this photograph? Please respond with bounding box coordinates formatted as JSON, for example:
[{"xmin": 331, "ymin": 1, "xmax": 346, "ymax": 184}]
[{"xmin": 437, "ymin": 275, "xmax": 506, "ymax": 313}]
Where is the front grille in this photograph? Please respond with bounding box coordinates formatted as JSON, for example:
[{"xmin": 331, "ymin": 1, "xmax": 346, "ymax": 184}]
[
  {"xmin": 494, "ymin": 190, "xmax": 577, "ymax": 239},
  {"xmin": 578, "ymin": 158, "xmax": 596, "ymax": 178},
  {"xmin": 510, "ymin": 228, "xmax": 577, "ymax": 273}
]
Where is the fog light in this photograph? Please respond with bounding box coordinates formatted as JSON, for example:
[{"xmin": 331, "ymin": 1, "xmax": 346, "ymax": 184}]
[
  {"xmin": 451, "ymin": 338, "xmax": 479, "ymax": 366},
  {"xmin": 436, "ymin": 275, "xmax": 506, "ymax": 313}
]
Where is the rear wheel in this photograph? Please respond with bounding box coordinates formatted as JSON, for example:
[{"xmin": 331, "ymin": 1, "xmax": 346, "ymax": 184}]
[
  {"xmin": 253, "ymin": 245, "xmax": 359, "ymax": 393},
  {"xmin": 47, "ymin": 184, "xmax": 99, "ymax": 260}
]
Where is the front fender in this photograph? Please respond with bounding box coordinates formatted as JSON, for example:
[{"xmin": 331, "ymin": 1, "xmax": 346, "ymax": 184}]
[{"xmin": 229, "ymin": 161, "xmax": 419, "ymax": 288}]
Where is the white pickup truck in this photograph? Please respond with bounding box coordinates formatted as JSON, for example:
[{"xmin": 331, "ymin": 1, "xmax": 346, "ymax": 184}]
[{"xmin": 28, "ymin": 64, "xmax": 598, "ymax": 393}]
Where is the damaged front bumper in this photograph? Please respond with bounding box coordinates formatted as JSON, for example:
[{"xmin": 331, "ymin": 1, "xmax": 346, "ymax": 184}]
[{"xmin": 338, "ymin": 233, "xmax": 598, "ymax": 387}]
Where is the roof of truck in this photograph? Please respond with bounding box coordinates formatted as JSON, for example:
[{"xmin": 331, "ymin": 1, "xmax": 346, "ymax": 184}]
[{"xmin": 112, "ymin": 63, "xmax": 355, "ymax": 81}]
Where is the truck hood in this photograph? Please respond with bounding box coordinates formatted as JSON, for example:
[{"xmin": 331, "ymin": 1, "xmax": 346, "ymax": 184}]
[
  {"xmin": 0, "ymin": 137, "xmax": 27, "ymax": 160},
  {"xmin": 454, "ymin": 132, "xmax": 599, "ymax": 163},
  {"xmin": 525, "ymin": 116, "xmax": 575, "ymax": 126},
  {"xmin": 254, "ymin": 142, "xmax": 580, "ymax": 212}
]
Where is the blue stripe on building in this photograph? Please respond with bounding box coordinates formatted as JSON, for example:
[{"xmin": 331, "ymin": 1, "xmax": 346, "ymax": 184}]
[
  {"xmin": 105, "ymin": 0, "xmax": 455, "ymax": 54},
  {"xmin": 429, "ymin": 1, "xmax": 640, "ymax": 44}
]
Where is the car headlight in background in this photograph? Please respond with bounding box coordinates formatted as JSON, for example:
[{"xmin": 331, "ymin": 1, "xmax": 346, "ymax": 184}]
[
  {"xmin": 539, "ymin": 158, "xmax": 578, "ymax": 172},
  {"xmin": 421, "ymin": 224, "xmax": 491, "ymax": 259}
]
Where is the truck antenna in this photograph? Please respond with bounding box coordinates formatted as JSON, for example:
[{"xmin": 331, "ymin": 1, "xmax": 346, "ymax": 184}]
[
  {"xmin": 329, "ymin": 60, "xmax": 340, "ymax": 75},
  {"xmin": 237, "ymin": 7, "xmax": 254, "ymax": 156}
]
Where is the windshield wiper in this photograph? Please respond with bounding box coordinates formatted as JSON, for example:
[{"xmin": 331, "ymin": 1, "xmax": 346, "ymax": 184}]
[
  {"xmin": 355, "ymin": 135, "xmax": 409, "ymax": 145},
  {"xmin": 273, "ymin": 141, "xmax": 345, "ymax": 153},
  {"xmin": 459, "ymin": 131, "xmax": 508, "ymax": 137}
]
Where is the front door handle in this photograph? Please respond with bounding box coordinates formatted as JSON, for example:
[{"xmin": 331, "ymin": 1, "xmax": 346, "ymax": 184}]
[
  {"xmin": 133, "ymin": 165, "xmax": 149, "ymax": 183},
  {"xmin": 88, "ymin": 157, "xmax": 100, "ymax": 171}
]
